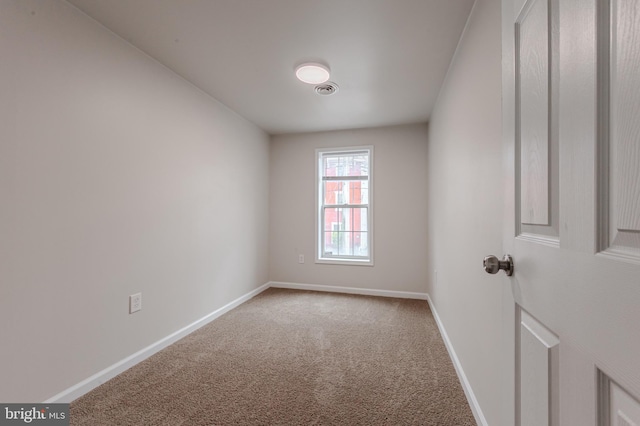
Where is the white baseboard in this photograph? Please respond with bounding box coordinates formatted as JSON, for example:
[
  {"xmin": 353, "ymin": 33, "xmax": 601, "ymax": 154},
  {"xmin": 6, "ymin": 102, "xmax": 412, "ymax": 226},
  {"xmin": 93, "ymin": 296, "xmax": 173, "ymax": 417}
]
[
  {"xmin": 44, "ymin": 282, "xmax": 271, "ymax": 403},
  {"xmin": 425, "ymin": 294, "xmax": 488, "ymax": 426},
  {"xmin": 269, "ymin": 281, "xmax": 428, "ymax": 300}
]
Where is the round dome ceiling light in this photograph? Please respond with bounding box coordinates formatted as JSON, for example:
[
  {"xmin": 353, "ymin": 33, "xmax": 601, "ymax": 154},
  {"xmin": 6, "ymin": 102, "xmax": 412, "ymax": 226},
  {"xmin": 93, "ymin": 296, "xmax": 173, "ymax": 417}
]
[{"xmin": 295, "ymin": 63, "xmax": 330, "ymax": 84}]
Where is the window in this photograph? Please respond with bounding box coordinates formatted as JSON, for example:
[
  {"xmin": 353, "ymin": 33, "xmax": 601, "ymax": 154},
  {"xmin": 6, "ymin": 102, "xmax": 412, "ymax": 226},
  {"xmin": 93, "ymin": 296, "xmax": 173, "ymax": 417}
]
[{"xmin": 316, "ymin": 146, "xmax": 373, "ymax": 265}]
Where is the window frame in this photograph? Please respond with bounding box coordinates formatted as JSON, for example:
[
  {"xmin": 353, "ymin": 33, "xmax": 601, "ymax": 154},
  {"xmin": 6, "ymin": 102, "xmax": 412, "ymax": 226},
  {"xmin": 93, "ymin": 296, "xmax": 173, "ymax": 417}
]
[{"xmin": 315, "ymin": 146, "xmax": 374, "ymax": 266}]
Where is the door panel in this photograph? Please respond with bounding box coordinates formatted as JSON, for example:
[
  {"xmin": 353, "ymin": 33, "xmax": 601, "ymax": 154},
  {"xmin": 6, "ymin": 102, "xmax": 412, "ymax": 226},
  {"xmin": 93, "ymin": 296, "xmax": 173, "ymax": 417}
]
[
  {"xmin": 517, "ymin": 0, "xmax": 550, "ymax": 226},
  {"xmin": 519, "ymin": 309, "xmax": 559, "ymax": 426},
  {"xmin": 610, "ymin": 381, "xmax": 640, "ymax": 426},
  {"xmin": 502, "ymin": 0, "xmax": 640, "ymax": 424},
  {"xmin": 606, "ymin": 0, "xmax": 640, "ymax": 259},
  {"xmin": 516, "ymin": 0, "xmax": 560, "ymax": 242}
]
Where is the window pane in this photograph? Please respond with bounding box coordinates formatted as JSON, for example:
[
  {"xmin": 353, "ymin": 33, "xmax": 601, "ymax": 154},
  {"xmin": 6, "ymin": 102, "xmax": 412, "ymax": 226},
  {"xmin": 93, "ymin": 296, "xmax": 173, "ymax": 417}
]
[
  {"xmin": 324, "ymin": 208, "xmax": 345, "ymax": 231},
  {"xmin": 323, "ymin": 181, "xmax": 369, "ymax": 205},
  {"xmin": 323, "ymin": 208, "xmax": 367, "ymax": 232},
  {"xmin": 346, "ymin": 207, "xmax": 367, "ymax": 232},
  {"xmin": 354, "ymin": 232, "xmax": 368, "ymax": 256},
  {"xmin": 323, "ymin": 153, "xmax": 369, "ymax": 177},
  {"xmin": 323, "ymin": 232, "xmax": 368, "ymax": 257},
  {"xmin": 338, "ymin": 232, "xmax": 352, "ymax": 256},
  {"xmin": 352, "ymin": 207, "xmax": 368, "ymax": 232},
  {"xmin": 346, "ymin": 154, "xmax": 368, "ymax": 177},
  {"xmin": 323, "ymin": 231, "xmax": 337, "ymax": 256},
  {"xmin": 323, "ymin": 156, "xmax": 339, "ymax": 177},
  {"xmin": 348, "ymin": 180, "xmax": 369, "ymax": 204}
]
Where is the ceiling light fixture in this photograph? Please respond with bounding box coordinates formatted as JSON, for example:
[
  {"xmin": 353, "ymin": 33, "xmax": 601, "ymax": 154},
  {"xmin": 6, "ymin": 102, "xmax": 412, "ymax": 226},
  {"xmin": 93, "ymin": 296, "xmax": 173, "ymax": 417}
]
[{"xmin": 295, "ymin": 63, "xmax": 330, "ymax": 84}]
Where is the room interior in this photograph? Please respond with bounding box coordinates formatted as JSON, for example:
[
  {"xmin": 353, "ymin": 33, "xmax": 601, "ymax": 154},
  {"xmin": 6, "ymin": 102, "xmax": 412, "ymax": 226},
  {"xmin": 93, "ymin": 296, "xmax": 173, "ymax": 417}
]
[{"xmin": 1, "ymin": 0, "xmax": 505, "ymax": 424}]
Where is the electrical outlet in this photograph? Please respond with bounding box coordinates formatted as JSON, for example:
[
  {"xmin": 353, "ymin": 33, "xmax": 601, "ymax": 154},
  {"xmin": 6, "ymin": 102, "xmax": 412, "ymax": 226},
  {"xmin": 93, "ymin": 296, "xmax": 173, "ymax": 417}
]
[
  {"xmin": 298, "ymin": 254, "xmax": 304, "ymax": 264},
  {"xmin": 129, "ymin": 293, "xmax": 142, "ymax": 314}
]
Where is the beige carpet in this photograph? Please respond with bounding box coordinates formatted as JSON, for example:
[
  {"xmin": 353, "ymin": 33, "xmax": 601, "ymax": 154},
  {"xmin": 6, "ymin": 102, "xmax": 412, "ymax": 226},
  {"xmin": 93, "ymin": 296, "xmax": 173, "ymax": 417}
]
[{"xmin": 71, "ymin": 288, "xmax": 476, "ymax": 425}]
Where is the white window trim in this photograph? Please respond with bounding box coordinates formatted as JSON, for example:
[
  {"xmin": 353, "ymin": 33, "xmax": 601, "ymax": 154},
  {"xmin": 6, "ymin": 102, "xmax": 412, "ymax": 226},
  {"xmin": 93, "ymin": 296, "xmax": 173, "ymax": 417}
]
[{"xmin": 315, "ymin": 145, "xmax": 374, "ymax": 266}]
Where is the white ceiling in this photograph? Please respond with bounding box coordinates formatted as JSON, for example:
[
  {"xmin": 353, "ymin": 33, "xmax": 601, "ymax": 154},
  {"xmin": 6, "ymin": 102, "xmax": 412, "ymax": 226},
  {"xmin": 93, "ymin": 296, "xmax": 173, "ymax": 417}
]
[{"xmin": 66, "ymin": 0, "xmax": 475, "ymax": 135}]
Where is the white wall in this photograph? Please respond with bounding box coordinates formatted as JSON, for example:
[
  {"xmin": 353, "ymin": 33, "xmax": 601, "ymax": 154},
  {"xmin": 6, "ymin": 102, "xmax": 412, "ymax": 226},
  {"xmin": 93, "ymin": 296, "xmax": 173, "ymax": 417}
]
[
  {"xmin": 0, "ymin": 0, "xmax": 269, "ymax": 402},
  {"xmin": 270, "ymin": 124, "xmax": 429, "ymax": 294},
  {"xmin": 426, "ymin": 0, "xmax": 503, "ymax": 424}
]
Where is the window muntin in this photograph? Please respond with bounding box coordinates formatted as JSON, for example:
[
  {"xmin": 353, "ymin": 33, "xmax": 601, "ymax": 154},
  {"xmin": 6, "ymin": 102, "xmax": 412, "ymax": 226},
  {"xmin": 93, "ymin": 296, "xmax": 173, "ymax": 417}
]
[{"xmin": 316, "ymin": 147, "xmax": 372, "ymax": 264}]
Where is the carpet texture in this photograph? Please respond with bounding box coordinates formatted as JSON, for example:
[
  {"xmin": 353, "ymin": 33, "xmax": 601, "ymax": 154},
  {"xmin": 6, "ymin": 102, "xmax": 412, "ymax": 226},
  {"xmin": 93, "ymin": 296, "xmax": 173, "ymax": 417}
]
[{"xmin": 70, "ymin": 288, "xmax": 476, "ymax": 425}]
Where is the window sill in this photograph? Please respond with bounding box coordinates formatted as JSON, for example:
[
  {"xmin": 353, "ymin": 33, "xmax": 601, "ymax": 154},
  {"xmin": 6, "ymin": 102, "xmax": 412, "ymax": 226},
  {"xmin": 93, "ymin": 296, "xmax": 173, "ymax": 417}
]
[{"xmin": 315, "ymin": 258, "xmax": 374, "ymax": 266}]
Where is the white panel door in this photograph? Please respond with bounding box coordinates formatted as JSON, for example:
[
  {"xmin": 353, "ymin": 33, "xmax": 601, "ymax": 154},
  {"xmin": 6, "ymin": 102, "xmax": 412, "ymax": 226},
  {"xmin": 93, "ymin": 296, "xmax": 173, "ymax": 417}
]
[{"xmin": 501, "ymin": 0, "xmax": 640, "ymax": 424}]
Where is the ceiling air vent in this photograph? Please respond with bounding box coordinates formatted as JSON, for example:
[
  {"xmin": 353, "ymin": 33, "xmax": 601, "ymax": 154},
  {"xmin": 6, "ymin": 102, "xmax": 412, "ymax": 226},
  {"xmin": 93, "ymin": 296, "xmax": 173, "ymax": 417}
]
[{"xmin": 314, "ymin": 82, "xmax": 339, "ymax": 96}]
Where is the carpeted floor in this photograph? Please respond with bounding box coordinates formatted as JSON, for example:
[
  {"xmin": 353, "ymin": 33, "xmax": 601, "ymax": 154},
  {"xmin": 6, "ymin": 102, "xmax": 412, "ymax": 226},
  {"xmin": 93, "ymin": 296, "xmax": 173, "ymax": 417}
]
[{"xmin": 70, "ymin": 288, "xmax": 476, "ymax": 425}]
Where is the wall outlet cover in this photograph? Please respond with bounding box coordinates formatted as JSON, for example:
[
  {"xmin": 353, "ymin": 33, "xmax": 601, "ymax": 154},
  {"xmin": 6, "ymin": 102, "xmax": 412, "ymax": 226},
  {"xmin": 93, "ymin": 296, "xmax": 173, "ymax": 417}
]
[{"xmin": 129, "ymin": 293, "xmax": 142, "ymax": 314}]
